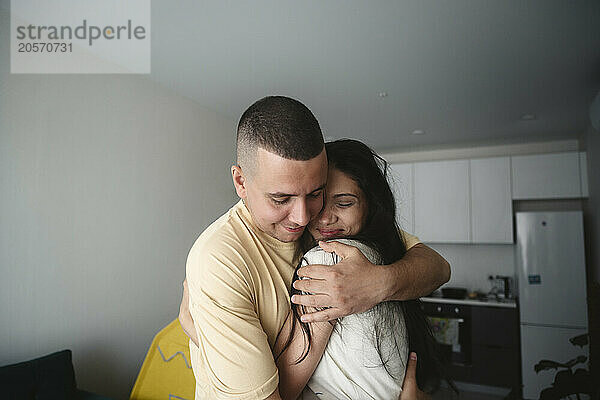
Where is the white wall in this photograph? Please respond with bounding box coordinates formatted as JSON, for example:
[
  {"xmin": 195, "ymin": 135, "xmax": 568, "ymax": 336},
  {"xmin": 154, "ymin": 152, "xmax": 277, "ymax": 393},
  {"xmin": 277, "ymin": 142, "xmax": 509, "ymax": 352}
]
[
  {"xmin": 0, "ymin": 10, "xmax": 237, "ymax": 399},
  {"xmin": 379, "ymin": 139, "xmax": 579, "ymax": 163},
  {"xmin": 427, "ymin": 244, "xmax": 515, "ymax": 293}
]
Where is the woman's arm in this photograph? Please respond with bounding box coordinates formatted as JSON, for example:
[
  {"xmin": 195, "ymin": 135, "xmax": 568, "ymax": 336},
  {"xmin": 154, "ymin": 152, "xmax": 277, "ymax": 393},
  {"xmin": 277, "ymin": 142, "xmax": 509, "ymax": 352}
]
[{"xmin": 273, "ymin": 307, "xmax": 334, "ymax": 400}]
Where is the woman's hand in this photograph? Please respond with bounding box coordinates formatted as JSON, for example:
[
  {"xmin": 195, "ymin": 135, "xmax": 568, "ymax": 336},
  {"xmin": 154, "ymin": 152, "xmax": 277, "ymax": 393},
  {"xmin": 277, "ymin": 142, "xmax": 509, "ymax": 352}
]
[{"xmin": 400, "ymin": 352, "xmax": 431, "ymax": 400}]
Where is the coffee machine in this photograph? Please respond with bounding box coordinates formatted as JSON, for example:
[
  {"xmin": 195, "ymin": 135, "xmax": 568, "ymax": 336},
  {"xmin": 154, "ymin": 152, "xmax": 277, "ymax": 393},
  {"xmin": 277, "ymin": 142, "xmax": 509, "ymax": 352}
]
[{"xmin": 488, "ymin": 275, "xmax": 515, "ymax": 299}]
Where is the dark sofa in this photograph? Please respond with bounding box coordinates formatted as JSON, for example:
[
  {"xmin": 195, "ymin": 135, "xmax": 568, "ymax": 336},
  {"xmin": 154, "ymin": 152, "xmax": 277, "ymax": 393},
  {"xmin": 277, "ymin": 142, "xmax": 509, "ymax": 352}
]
[{"xmin": 0, "ymin": 349, "xmax": 114, "ymax": 400}]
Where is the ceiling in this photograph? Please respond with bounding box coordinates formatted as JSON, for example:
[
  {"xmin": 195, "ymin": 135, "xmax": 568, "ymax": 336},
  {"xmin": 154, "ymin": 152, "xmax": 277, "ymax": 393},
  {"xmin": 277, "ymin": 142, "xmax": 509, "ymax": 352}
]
[
  {"xmin": 147, "ymin": 1, "xmax": 600, "ymax": 151},
  {"xmin": 82, "ymin": 2, "xmax": 600, "ymax": 150}
]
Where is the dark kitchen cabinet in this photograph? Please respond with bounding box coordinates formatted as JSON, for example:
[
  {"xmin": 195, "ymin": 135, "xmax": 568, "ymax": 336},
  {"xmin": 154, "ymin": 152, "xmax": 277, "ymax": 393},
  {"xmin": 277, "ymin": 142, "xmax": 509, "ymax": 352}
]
[
  {"xmin": 472, "ymin": 306, "xmax": 519, "ymax": 349},
  {"xmin": 470, "ymin": 306, "xmax": 520, "ymax": 390}
]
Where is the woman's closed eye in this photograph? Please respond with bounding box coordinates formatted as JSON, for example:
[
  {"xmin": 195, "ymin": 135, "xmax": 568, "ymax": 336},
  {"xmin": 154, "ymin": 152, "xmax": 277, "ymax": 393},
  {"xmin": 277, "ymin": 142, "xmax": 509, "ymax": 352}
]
[{"xmin": 333, "ymin": 194, "xmax": 358, "ymax": 208}]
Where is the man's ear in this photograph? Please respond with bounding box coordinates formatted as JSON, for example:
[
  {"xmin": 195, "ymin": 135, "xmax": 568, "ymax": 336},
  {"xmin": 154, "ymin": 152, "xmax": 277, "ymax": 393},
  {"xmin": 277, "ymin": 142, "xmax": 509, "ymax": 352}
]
[{"xmin": 231, "ymin": 165, "xmax": 247, "ymax": 199}]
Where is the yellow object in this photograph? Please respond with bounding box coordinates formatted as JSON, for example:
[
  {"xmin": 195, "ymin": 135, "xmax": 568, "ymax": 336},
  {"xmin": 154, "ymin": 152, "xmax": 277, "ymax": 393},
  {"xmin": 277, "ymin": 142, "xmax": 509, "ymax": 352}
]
[{"xmin": 130, "ymin": 319, "xmax": 195, "ymax": 400}]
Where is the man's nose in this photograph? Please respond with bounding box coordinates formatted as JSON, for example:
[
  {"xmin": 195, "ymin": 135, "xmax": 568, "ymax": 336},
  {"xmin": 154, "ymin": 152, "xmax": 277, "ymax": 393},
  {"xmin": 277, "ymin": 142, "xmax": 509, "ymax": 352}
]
[{"xmin": 289, "ymin": 200, "xmax": 311, "ymax": 227}]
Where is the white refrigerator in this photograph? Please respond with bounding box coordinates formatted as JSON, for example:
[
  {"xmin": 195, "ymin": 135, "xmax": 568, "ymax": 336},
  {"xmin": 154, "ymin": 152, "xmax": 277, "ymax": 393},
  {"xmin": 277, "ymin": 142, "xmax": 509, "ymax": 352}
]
[{"xmin": 515, "ymin": 211, "xmax": 589, "ymax": 399}]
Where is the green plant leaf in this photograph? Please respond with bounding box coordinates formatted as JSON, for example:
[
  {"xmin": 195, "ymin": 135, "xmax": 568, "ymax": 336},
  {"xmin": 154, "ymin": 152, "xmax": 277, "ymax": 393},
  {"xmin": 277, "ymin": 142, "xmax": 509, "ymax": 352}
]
[
  {"xmin": 564, "ymin": 355, "xmax": 587, "ymax": 368},
  {"xmin": 553, "ymin": 369, "xmax": 573, "ymax": 386},
  {"xmin": 535, "ymin": 359, "xmax": 569, "ymax": 373},
  {"xmin": 569, "ymin": 333, "xmax": 588, "ymax": 347}
]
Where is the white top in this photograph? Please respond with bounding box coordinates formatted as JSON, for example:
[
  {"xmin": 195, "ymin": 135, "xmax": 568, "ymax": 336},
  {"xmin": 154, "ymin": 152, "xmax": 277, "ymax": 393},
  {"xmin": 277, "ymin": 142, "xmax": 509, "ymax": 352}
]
[{"xmin": 301, "ymin": 239, "xmax": 408, "ymax": 400}]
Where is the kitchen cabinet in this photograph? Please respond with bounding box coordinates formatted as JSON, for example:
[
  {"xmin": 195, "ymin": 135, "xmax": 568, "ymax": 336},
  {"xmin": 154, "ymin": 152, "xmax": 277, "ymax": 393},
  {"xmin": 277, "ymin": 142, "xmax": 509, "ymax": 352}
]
[
  {"xmin": 511, "ymin": 152, "xmax": 582, "ymax": 199},
  {"xmin": 388, "ymin": 151, "xmax": 586, "ymax": 244},
  {"xmin": 470, "ymin": 157, "xmax": 513, "ymax": 243},
  {"xmin": 470, "ymin": 306, "xmax": 521, "ymax": 394},
  {"xmin": 395, "ymin": 157, "xmax": 512, "ymax": 244},
  {"xmin": 471, "ymin": 305, "xmax": 521, "ymax": 394},
  {"xmin": 389, "ymin": 163, "xmax": 414, "ymax": 234},
  {"xmin": 414, "ymin": 160, "xmax": 470, "ymax": 243}
]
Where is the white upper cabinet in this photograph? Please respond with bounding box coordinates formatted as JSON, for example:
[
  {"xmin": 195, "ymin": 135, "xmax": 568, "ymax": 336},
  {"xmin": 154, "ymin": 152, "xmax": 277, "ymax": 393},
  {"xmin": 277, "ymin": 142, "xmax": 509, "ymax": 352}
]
[
  {"xmin": 580, "ymin": 152, "xmax": 589, "ymax": 198},
  {"xmin": 511, "ymin": 152, "xmax": 582, "ymax": 199},
  {"xmin": 414, "ymin": 160, "xmax": 470, "ymax": 243},
  {"xmin": 388, "ymin": 151, "xmax": 586, "ymax": 244},
  {"xmin": 389, "ymin": 163, "xmax": 414, "ymax": 234},
  {"xmin": 470, "ymin": 157, "xmax": 513, "ymax": 244}
]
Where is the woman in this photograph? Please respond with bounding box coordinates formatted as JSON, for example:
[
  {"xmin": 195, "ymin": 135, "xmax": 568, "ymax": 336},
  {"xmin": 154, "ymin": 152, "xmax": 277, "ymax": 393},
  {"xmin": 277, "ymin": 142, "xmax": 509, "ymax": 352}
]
[{"xmin": 274, "ymin": 139, "xmax": 447, "ymax": 400}]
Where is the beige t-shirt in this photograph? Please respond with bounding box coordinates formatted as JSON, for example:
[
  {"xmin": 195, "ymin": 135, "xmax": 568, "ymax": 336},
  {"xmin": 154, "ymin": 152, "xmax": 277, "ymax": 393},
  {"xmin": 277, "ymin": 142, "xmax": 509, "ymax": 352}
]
[{"xmin": 186, "ymin": 200, "xmax": 420, "ymax": 399}]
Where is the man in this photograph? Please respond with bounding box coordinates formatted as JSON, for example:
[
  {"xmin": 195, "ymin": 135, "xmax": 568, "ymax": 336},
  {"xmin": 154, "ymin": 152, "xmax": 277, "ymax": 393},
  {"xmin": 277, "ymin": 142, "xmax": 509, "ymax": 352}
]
[{"xmin": 182, "ymin": 96, "xmax": 450, "ymax": 399}]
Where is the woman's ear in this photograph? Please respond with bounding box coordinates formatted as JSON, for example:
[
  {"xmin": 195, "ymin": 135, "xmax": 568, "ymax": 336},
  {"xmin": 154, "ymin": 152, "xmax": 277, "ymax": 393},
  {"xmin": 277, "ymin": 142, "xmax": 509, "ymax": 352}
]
[{"xmin": 231, "ymin": 165, "xmax": 247, "ymax": 199}]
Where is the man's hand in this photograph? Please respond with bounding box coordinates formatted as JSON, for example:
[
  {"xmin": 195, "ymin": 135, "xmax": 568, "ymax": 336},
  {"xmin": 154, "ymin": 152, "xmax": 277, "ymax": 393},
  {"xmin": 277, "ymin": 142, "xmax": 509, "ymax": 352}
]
[
  {"xmin": 400, "ymin": 352, "xmax": 431, "ymax": 400},
  {"xmin": 178, "ymin": 279, "xmax": 199, "ymax": 347},
  {"xmin": 291, "ymin": 240, "xmax": 450, "ymax": 323},
  {"xmin": 291, "ymin": 240, "xmax": 390, "ymax": 323}
]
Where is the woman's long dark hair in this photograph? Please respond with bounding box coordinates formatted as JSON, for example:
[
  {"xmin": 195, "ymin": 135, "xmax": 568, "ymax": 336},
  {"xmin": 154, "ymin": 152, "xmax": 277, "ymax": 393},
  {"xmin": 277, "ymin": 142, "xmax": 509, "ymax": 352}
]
[{"xmin": 277, "ymin": 139, "xmax": 450, "ymax": 393}]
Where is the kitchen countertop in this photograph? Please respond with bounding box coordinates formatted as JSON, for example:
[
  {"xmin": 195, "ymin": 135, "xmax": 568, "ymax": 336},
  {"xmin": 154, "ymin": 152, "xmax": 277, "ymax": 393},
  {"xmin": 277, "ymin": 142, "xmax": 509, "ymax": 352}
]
[{"xmin": 420, "ymin": 296, "xmax": 517, "ymax": 308}]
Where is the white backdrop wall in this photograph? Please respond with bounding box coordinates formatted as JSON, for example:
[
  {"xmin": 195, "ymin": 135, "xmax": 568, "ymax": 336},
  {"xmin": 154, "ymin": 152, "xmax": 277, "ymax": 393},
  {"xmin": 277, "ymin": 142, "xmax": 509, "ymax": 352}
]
[
  {"xmin": 427, "ymin": 244, "xmax": 516, "ymax": 293},
  {"xmin": 0, "ymin": 10, "xmax": 237, "ymax": 399}
]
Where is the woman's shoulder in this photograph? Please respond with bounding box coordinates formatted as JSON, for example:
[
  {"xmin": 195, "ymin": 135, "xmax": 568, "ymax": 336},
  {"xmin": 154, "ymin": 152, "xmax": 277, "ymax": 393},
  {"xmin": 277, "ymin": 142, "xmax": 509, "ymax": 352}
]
[{"xmin": 302, "ymin": 239, "xmax": 381, "ymax": 265}]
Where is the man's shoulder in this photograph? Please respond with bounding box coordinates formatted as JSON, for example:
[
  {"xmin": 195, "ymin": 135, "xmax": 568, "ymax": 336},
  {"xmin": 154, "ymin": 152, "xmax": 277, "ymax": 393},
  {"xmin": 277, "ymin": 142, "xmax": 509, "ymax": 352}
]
[
  {"xmin": 189, "ymin": 204, "xmax": 251, "ymax": 263},
  {"xmin": 186, "ymin": 205, "xmax": 255, "ymax": 295},
  {"xmin": 195, "ymin": 207, "xmax": 240, "ymax": 245}
]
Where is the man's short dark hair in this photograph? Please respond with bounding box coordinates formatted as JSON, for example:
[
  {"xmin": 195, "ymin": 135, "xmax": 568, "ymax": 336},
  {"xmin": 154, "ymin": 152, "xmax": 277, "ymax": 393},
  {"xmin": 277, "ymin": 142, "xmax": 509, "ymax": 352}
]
[{"xmin": 236, "ymin": 96, "xmax": 324, "ymax": 176}]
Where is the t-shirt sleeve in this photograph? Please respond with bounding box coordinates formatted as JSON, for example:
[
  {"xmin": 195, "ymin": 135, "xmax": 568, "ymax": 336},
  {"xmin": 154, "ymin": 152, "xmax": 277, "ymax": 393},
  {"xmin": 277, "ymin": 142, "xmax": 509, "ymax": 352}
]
[
  {"xmin": 399, "ymin": 230, "xmax": 421, "ymax": 250},
  {"xmin": 186, "ymin": 245, "xmax": 278, "ymax": 400}
]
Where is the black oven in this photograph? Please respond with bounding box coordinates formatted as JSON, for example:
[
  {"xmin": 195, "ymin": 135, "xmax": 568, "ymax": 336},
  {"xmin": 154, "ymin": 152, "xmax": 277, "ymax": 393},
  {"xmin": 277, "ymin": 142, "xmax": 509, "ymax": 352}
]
[{"xmin": 420, "ymin": 301, "xmax": 472, "ymax": 367}]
